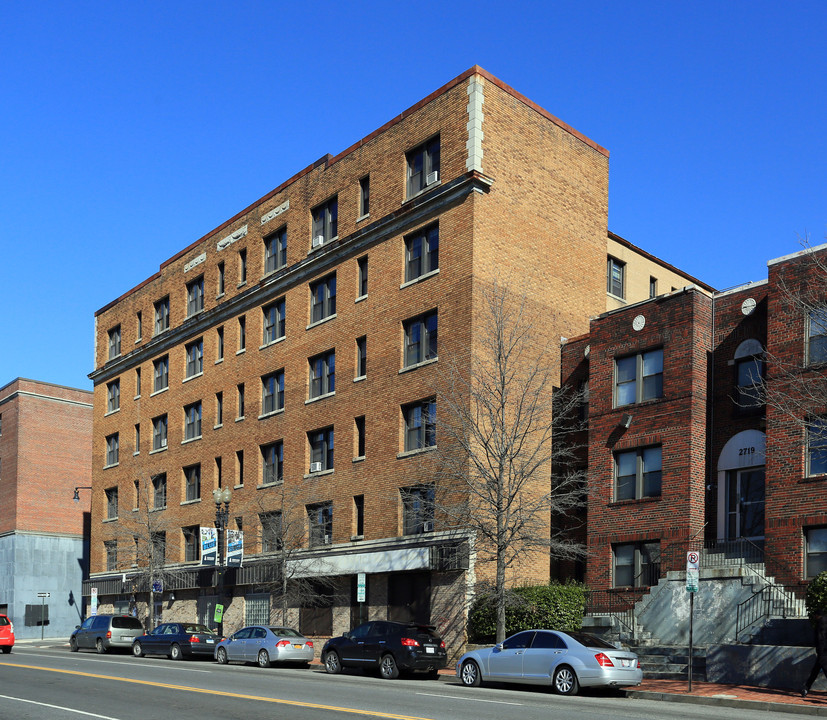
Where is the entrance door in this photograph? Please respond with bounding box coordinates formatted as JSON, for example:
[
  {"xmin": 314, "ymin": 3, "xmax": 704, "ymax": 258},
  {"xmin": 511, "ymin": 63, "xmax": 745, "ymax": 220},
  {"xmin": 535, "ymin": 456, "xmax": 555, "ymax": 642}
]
[{"xmin": 726, "ymin": 468, "xmax": 765, "ymax": 540}]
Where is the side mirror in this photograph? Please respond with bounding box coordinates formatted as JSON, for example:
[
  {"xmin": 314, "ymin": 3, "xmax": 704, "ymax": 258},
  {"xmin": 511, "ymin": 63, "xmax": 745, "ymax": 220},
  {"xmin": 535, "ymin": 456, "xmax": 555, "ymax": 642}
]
[
  {"xmin": 344, "ymin": 631, "xmax": 351, "ymax": 640},
  {"xmin": 494, "ymin": 643, "xmax": 503, "ymax": 651}
]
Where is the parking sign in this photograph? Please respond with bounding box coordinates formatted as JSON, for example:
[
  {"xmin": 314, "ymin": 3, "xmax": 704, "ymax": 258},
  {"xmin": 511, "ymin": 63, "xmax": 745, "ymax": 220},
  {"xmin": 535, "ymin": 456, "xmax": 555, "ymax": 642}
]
[{"xmin": 686, "ymin": 551, "xmax": 700, "ymax": 592}]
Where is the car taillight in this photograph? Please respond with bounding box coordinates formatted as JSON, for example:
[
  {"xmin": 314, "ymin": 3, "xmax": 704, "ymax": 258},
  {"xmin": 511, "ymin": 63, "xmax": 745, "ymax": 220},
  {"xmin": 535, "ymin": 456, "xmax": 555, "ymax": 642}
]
[
  {"xmin": 637, "ymin": 658, "xmax": 641, "ymax": 668},
  {"xmin": 306, "ymin": 641, "xmax": 314, "ymax": 648},
  {"xmin": 440, "ymin": 640, "xmax": 445, "ymax": 649},
  {"xmin": 400, "ymin": 637, "xmax": 420, "ymax": 647},
  {"xmin": 7, "ymin": 622, "xmax": 13, "ymax": 633},
  {"xmin": 595, "ymin": 652, "xmax": 614, "ymax": 667},
  {"xmin": 276, "ymin": 640, "xmax": 291, "ymax": 648},
  {"xmin": 190, "ymin": 636, "xmax": 201, "ymax": 643}
]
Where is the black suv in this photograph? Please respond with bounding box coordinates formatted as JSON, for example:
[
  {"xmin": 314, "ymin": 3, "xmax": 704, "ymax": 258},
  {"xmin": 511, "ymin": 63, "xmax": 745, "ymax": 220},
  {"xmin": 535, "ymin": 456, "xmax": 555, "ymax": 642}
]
[{"xmin": 322, "ymin": 620, "xmax": 447, "ymax": 679}]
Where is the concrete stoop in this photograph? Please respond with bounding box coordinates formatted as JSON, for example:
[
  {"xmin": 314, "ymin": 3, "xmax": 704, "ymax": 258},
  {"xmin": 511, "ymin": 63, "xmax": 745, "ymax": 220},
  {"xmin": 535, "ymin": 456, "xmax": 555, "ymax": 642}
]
[{"xmin": 630, "ymin": 644, "xmax": 708, "ymax": 682}]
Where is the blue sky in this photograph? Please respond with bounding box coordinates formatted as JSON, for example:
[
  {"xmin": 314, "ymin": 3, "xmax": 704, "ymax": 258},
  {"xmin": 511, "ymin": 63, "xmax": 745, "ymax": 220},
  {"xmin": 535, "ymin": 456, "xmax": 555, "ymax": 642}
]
[{"xmin": 1, "ymin": 1, "xmax": 825, "ymax": 390}]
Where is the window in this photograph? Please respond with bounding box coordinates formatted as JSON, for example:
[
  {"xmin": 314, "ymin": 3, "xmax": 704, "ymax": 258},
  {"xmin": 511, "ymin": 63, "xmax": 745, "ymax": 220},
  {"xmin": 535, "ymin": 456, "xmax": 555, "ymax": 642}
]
[
  {"xmin": 309, "ymin": 350, "xmax": 335, "ymax": 399},
  {"xmin": 307, "ymin": 502, "xmax": 333, "ymax": 547},
  {"xmin": 355, "ymin": 416, "xmax": 365, "ymax": 458},
  {"xmin": 311, "ymin": 196, "xmax": 338, "ymax": 247},
  {"xmin": 217, "ymin": 261, "xmax": 225, "ymax": 296},
  {"xmin": 356, "ymin": 336, "xmax": 366, "ymax": 378},
  {"xmin": 135, "ymin": 368, "xmax": 141, "ymax": 397},
  {"xmin": 108, "ymin": 326, "xmax": 121, "ymax": 359},
  {"xmin": 215, "ymin": 392, "xmax": 223, "ymax": 427},
  {"xmin": 808, "ymin": 417, "xmax": 827, "ymax": 476},
  {"xmin": 264, "ymin": 227, "xmax": 287, "ymax": 274},
  {"xmin": 310, "ymin": 274, "xmax": 337, "ymax": 323},
  {"xmin": 403, "ymin": 398, "xmax": 436, "ymax": 452},
  {"xmin": 404, "ymin": 310, "xmax": 438, "ymax": 367},
  {"xmin": 136, "ymin": 311, "xmax": 142, "ymax": 340},
  {"xmin": 615, "ymin": 349, "xmax": 663, "ymax": 406},
  {"xmin": 183, "ymin": 526, "xmax": 199, "ymax": 562},
  {"xmin": 238, "ymin": 316, "xmax": 246, "ymax": 351},
  {"xmin": 406, "ymin": 136, "xmax": 440, "ymax": 197},
  {"xmin": 152, "ymin": 532, "xmax": 166, "ymax": 565},
  {"xmin": 607, "ymin": 256, "xmax": 625, "ymax": 298},
  {"xmin": 134, "ymin": 423, "xmax": 140, "ymax": 453},
  {"xmin": 357, "ymin": 256, "xmax": 368, "ymax": 298},
  {"xmin": 152, "ymin": 473, "xmax": 167, "ymax": 509},
  {"xmin": 106, "ymin": 487, "xmax": 119, "ymax": 519},
  {"xmin": 649, "ymin": 277, "xmax": 657, "ymax": 298},
  {"xmin": 153, "ymin": 355, "xmax": 169, "ymax": 392},
  {"xmin": 152, "ymin": 415, "xmax": 168, "ymax": 451},
  {"xmin": 236, "ymin": 449, "xmax": 244, "ymax": 486},
  {"xmin": 615, "ymin": 446, "xmax": 662, "ymax": 500},
  {"xmin": 217, "ymin": 326, "xmax": 224, "ymax": 361},
  {"xmin": 184, "ymin": 402, "xmax": 202, "ymax": 441},
  {"xmin": 184, "ymin": 464, "xmax": 201, "ymax": 502},
  {"xmin": 263, "ymin": 299, "xmax": 286, "ymax": 345},
  {"xmin": 404, "ymin": 224, "xmax": 439, "ymax": 282},
  {"xmin": 261, "ymin": 370, "xmax": 285, "ymax": 415},
  {"xmin": 246, "ymin": 593, "xmax": 270, "ymax": 625},
  {"xmin": 187, "ymin": 275, "xmax": 205, "ymax": 317},
  {"xmin": 613, "ymin": 541, "xmax": 660, "ymax": 587},
  {"xmin": 806, "ymin": 527, "xmax": 827, "ymax": 578},
  {"xmin": 215, "ymin": 457, "xmax": 223, "ymax": 489},
  {"xmin": 401, "ymin": 485, "xmax": 435, "ymax": 535},
  {"xmin": 238, "ymin": 248, "xmax": 247, "ymax": 285},
  {"xmin": 261, "ymin": 441, "xmax": 283, "ymax": 485},
  {"xmin": 154, "ymin": 297, "xmax": 170, "ymax": 335},
  {"xmin": 309, "ymin": 427, "xmax": 334, "ymax": 472},
  {"xmin": 105, "ymin": 541, "xmax": 118, "ymax": 571},
  {"xmin": 353, "ymin": 495, "xmax": 364, "ymax": 537},
  {"xmin": 237, "ymin": 383, "xmax": 245, "ymax": 418},
  {"xmin": 260, "ymin": 512, "xmax": 282, "ymax": 553},
  {"xmin": 106, "ymin": 433, "xmax": 119, "ymax": 466},
  {"xmin": 808, "ymin": 308, "xmax": 827, "ymax": 365},
  {"xmin": 107, "ymin": 379, "xmax": 120, "ymax": 412},
  {"xmin": 185, "ymin": 339, "xmax": 203, "ymax": 378},
  {"xmin": 359, "ymin": 176, "xmax": 370, "ymax": 217},
  {"xmin": 736, "ymin": 349, "xmax": 764, "ymax": 408}
]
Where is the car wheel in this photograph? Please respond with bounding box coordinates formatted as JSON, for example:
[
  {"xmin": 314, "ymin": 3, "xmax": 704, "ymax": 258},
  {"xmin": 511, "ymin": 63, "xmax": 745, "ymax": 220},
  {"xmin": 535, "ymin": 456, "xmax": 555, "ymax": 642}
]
[
  {"xmin": 216, "ymin": 647, "xmax": 228, "ymax": 665},
  {"xmin": 379, "ymin": 654, "xmax": 399, "ymax": 680},
  {"xmin": 170, "ymin": 643, "xmax": 183, "ymax": 661},
  {"xmin": 324, "ymin": 650, "xmax": 342, "ymax": 674},
  {"xmin": 460, "ymin": 660, "xmax": 482, "ymax": 687},
  {"xmin": 70, "ymin": 638, "xmax": 78, "ymax": 653},
  {"xmin": 132, "ymin": 642, "xmax": 144, "ymax": 658},
  {"xmin": 0, "ymin": 646, "xmax": 10, "ymax": 654},
  {"xmin": 258, "ymin": 649, "xmax": 271, "ymax": 668},
  {"xmin": 96, "ymin": 638, "xmax": 107, "ymax": 654},
  {"xmin": 553, "ymin": 665, "xmax": 579, "ymax": 696}
]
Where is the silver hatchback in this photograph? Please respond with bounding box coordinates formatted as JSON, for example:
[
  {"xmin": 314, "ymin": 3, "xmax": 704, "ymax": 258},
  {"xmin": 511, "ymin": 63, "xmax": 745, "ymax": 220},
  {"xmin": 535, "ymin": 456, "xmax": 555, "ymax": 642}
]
[{"xmin": 457, "ymin": 629, "xmax": 642, "ymax": 695}]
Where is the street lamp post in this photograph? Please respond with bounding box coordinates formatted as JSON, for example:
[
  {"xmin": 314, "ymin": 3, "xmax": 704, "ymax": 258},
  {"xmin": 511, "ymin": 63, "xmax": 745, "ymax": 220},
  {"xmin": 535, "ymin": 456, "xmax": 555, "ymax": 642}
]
[{"xmin": 212, "ymin": 487, "xmax": 232, "ymax": 636}]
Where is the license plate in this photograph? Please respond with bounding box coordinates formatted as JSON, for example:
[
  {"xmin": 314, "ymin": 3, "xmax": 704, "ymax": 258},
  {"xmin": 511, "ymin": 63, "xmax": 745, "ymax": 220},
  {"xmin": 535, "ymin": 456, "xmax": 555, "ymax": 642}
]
[
  {"xmin": 206, "ymin": 639, "xmax": 215, "ymax": 644},
  {"xmin": 294, "ymin": 644, "xmax": 303, "ymax": 649},
  {"xmin": 121, "ymin": 636, "xmax": 133, "ymax": 641},
  {"xmin": 425, "ymin": 646, "xmax": 435, "ymax": 654},
  {"xmin": 621, "ymin": 659, "xmax": 632, "ymax": 668}
]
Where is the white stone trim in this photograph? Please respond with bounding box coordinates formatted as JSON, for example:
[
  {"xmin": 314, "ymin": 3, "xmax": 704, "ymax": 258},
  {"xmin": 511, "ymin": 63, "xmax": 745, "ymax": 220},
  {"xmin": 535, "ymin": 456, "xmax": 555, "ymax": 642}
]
[{"xmin": 466, "ymin": 77, "xmax": 485, "ymax": 173}]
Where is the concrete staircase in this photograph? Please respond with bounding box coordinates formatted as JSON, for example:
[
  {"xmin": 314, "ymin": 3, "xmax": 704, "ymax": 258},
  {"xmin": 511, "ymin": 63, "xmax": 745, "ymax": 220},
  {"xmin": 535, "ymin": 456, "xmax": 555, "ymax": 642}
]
[{"xmin": 629, "ymin": 644, "xmax": 708, "ymax": 681}]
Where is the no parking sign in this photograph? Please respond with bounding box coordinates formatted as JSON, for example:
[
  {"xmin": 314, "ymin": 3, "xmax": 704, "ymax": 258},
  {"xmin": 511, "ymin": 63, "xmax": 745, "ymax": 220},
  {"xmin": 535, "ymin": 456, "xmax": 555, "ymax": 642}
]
[{"xmin": 686, "ymin": 551, "xmax": 700, "ymax": 592}]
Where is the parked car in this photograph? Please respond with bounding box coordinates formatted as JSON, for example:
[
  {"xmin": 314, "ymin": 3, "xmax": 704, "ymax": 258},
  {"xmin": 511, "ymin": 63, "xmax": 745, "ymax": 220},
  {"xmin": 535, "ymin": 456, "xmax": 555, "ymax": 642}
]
[
  {"xmin": 70, "ymin": 614, "xmax": 145, "ymax": 653},
  {"xmin": 132, "ymin": 623, "xmax": 219, "ymax": 660},
  {"xmin": 0, "ymin": 614, "xmax": 14, "ymax": 653},
  {"xmin": 215, "ymin": 626, "xmax": 314, "ymax": 668},
  {"xmin": 457, "ymin": 629, "xmax": 642, "ymax": 695},
  {"xmin": 322, "ymin": 620, "xmax": 447, "ymax": 679}
]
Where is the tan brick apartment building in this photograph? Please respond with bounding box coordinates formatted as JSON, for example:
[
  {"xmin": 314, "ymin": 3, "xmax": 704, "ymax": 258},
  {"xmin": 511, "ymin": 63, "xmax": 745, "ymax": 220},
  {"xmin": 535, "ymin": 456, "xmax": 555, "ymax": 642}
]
[
  {"xmin": 86, "ymin": 66, "xmax": 704, "ymax": 649},
  {"xmin": 0, "ymin": 378, "xmax": 92, "ymax": 638}
]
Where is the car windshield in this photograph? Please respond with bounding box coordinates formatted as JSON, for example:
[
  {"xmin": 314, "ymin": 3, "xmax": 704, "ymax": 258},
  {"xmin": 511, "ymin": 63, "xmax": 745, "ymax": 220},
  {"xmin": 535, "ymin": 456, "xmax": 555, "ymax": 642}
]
[
  {"xmin": 268, "ymin": 627, "xmax": 300, "ymax": 637},
  {"xmin": 112, "ymin": 617, "xmax": 144, "ymax": 629},
  {"xmin": 185, "ymin": 625, "xmax": 214, "ymax": 634},
  {"xmin": 564, "ymin": 631, "xmax": 618, "ymax": 649}
]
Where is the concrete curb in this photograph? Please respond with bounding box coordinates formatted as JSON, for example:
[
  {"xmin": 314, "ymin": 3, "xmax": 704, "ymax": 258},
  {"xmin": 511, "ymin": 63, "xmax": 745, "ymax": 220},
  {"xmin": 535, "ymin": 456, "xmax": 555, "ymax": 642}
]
[{"xmin": 626, "ymin": 689, "xmax": 827, "ymax": 717}]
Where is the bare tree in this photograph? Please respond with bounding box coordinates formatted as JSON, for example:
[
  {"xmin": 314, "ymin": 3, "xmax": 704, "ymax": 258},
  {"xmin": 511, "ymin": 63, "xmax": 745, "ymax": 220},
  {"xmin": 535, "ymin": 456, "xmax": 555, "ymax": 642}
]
[{"xmin": 429, "ymin": 279, "xmax": 587, "ymax": 642}]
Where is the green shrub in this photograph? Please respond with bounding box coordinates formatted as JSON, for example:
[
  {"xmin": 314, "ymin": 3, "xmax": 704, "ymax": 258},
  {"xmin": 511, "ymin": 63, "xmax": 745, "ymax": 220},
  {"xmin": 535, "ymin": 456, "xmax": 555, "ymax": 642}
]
[
  {"xmin": 806, "ymin": 571, "xmax": 827, "ymax": 619},
  {"xmin": 468, "ymin": 582, "xmax": 587, "ymax": 643}
]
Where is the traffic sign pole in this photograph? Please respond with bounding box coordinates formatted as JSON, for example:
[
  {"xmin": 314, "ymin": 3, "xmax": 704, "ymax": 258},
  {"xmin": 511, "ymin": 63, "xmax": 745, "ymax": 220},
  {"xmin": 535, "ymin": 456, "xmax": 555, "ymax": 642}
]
[{"xmin": 686, "ymin": 551, "xmax": 700, "ymax": 693}]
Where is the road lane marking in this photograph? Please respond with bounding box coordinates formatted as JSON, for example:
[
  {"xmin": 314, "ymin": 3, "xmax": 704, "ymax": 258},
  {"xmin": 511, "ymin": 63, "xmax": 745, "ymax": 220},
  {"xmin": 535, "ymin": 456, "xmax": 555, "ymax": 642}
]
[
  {"xmin": 415, "ymin": 691, "xmax": 523, "ymax": 706},
  {"xmin": 0, "ymin": 693, "xmax": 122, "ymax": 719},
  {"xmin": 18, "ymin": 649, "xmax": 212, "ymax": 672},
  {"xmin": 0, "ymin": 662, "xmax": 433, "ymax": 720}
]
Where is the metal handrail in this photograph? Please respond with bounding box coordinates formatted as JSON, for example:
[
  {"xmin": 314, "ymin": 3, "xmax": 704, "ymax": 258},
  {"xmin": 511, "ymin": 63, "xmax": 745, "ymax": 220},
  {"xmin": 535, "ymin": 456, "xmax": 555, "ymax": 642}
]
[{"xmin": 735, "ymin": 582, "xmax": 808, "ymax": 643}]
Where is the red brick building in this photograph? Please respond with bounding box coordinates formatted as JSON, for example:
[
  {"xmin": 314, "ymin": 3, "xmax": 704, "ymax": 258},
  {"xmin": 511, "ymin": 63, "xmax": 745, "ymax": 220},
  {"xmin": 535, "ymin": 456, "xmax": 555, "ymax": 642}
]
[{"xmin": 0, "ymin": 378, "xmax": 92, "ymax": 638}]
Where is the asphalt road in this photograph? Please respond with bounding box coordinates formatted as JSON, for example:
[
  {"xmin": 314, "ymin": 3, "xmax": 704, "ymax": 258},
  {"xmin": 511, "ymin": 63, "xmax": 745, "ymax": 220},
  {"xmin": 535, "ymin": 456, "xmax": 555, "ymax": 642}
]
[{"xmin": 0, "ymin": 646, "xmax": 799, "ymax": 720}]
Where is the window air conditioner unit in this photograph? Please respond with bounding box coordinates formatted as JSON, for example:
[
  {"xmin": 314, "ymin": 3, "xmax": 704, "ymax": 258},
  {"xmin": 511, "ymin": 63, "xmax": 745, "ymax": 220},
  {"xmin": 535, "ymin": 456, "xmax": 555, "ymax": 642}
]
[
  {"xmin": 426, "ymin": 171, "xmax": 439, "ymax": 186},
  {"xmin": 323, "ymin": 534, "xmax": 331, "ymax": 545},
  {"xmin": 310, "ymin": 462, "xmax": 322, "ymax": 473},
  {"xmin": 312, "ymin": 235, "xmax": 325, "ymax": 248},
  {"xmin": 423, "ymin": 521, "xmax": 434, "ymax": 532}
]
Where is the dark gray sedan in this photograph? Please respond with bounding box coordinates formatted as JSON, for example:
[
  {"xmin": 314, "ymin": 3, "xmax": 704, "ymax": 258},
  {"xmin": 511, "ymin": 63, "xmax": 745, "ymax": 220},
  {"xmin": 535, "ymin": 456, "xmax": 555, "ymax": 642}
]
[
  {"xmin": 457, "ymin": 629, "xmax": 642, "ymax": 695},
  {"xmin": 132, "ymin": 623, "xmax": 219, "ymax": 660},
  {"xmin": 215, "ymin": 626, "xmax": 315, "ymax": 668}
]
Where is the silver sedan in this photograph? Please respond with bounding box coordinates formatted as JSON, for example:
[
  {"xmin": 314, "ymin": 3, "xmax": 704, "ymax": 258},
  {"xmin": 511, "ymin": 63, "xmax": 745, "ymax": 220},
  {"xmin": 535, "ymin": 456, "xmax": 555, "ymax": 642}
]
[
  {"xmin": 215, "ymin": 626, "xmax": 315, "ymax": 668},
  {"xmin": 456, "ymin": 629, "xmax": 642, "ymax": 695}
]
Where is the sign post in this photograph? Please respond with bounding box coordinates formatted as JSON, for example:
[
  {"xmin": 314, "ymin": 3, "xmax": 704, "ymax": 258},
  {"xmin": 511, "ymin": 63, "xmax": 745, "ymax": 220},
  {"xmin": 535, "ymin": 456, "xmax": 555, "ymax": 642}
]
[
  {"xmin": 356, "ymin": 572, "xmax": 366, "ymax": 625},
  {"xmin": 37, "ymin": 592, "xmax": 50, "ymax": 640},
  {"xmin": 686, "ymin": 551, "xmax": 700, "ymax": 692}
]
